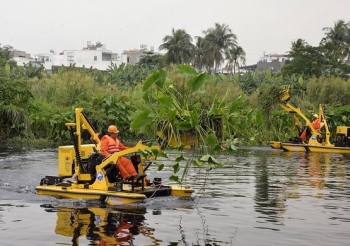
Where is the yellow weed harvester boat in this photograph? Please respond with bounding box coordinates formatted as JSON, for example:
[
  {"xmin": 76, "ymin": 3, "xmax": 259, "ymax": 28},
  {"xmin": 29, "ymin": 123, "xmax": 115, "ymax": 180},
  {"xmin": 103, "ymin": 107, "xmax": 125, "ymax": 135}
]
[
  {"xmin": 36, "ymin": 108, "xmax": 193, "ymax": 205},
  {"xmin": 270, "ymin": 85, "xmax": 350, "ymax": 154}
]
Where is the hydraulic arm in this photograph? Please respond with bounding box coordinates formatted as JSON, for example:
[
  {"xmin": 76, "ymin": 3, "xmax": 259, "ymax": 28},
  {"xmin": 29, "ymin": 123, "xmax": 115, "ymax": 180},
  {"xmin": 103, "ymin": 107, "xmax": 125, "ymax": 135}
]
[{"xmin": 279, "ymin": 85, "xmax": 331, "ymax": 146}]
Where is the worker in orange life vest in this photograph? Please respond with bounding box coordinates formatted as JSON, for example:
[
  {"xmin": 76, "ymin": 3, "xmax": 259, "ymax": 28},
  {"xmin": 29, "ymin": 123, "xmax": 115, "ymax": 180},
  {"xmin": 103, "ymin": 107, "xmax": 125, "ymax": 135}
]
[
  {"xmin": 311, "ymin": 114, "xmax": 321, "ymax": 132},
  {"xmin": 300, "ymin": 114, "xmax": 321, "ymax": 142},
  {"xmin": 100, "ymin": 125, "xmax": 137, "ymax": 180}
]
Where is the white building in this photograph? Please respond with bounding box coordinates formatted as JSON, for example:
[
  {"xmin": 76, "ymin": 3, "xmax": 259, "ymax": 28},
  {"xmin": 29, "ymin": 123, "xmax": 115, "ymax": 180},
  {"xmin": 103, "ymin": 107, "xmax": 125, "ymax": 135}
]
[
  {"xmin": 3, "ymin": 45, "xmax": 34, "ymax": 66},
  {"xmin": 34, "ymin": 51, "xmax": 54, "ymax": 69},
  {"xmin": 34, "ymin": 41, "xmax": 128, "ymax": 71},
  {"xmin": 6, "ymin": 41, "xmax": 159, "ymax": 72},
  {"xmin": 122, "ymin": 44, "xmax": 158, "ymax": 65},
  {"xmin": 256, "ymin": 53, "xmax": 289, "ymax": 73}
]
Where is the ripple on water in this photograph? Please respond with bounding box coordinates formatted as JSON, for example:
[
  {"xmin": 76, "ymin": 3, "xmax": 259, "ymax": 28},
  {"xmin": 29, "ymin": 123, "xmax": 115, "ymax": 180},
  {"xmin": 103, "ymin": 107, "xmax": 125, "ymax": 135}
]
[{"xmin": 0, "ymin": 148, "xmax": 349, "ymax": 246}]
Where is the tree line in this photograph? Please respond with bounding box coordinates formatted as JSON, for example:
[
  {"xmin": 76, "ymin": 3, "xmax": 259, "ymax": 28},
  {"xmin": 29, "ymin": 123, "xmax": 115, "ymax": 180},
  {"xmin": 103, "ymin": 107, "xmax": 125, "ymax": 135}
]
[
  {"xmin": 1, "ymin": 20, "xmax": 350, "ymax": 148},
  {"xmin": 154, "ymin": 20, "xmax": 350, "ymax": 78}
]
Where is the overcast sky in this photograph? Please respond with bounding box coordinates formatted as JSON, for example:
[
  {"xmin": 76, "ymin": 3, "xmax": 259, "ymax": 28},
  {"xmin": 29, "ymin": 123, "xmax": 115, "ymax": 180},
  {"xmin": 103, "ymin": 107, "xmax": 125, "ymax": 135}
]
[{"xmin": 0, "ymin": 0, "xmax": 349, "ymax": 65}]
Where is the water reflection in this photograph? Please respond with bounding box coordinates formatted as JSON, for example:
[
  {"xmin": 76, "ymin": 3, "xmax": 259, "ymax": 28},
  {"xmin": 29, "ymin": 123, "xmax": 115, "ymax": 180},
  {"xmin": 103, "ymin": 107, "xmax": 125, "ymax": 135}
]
[
  {"xmin": 298, "ymin": 152, "xmax": 331, "ymax": 190},
  {"xmin": 283, "ymin": 152, "xmax": 347, "ymax": 191},
  {"xmin": 41, "ymin": 204, "xmax": 154, "ymax": 246},
  {"xmin": 253, "ymin": 150, "xmax": 349, "ymax": 228},
  {"xmin": 254, "ymin": 153, "xmax": 286, "ymax": 227},
  {"xmin": 1, "ymin": 147, "xmax": 349, "ymax": 246}
]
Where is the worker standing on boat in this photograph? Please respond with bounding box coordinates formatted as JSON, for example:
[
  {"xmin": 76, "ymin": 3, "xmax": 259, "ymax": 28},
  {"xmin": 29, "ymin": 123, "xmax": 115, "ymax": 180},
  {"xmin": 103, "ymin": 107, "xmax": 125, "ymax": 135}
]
[
  {"xmin": 312, "ymin": 114, "xmax": 321, "ymax": 132},
  {"xmin": 100, "ymin": 125, "xmax": 137, "ymax": 181}
]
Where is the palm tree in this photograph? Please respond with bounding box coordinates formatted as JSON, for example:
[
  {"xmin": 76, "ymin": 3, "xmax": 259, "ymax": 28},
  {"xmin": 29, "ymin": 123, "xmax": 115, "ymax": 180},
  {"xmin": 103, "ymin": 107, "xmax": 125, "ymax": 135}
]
[
  {"xmin": 321, "ymin": 20, "xmax": 350, "ymax": 61},
  {"xmin": 291, "ymin": 39, "xmax": 308, "ymax": 50},
  {"xmin": 192, "ymin": 36, "xmax": 213, "ymax": 72},
  {"xmin": 159, "ymin": 28, "xmax": 195, "ymax": 65},
  {"xmin": 202, "ymin": 23, "xmax": 238, "ymax": 73},
  {"xmin": 225, "ymin": 45, "xmax": 246, "ymax": 74}
]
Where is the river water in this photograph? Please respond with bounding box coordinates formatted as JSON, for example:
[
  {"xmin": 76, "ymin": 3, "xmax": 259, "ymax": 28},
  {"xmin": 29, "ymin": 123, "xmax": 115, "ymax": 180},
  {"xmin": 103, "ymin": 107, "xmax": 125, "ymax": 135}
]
[{"xmin": 0, "ymin": 146, "xmax": 349, "ymax": 246}]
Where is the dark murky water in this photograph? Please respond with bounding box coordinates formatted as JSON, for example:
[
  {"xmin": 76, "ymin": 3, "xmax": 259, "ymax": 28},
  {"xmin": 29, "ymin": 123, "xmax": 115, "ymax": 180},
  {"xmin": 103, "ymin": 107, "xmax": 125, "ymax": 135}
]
[{"xmin": 0, "ymin": 146, "xmax": 349, "ymax": 246}]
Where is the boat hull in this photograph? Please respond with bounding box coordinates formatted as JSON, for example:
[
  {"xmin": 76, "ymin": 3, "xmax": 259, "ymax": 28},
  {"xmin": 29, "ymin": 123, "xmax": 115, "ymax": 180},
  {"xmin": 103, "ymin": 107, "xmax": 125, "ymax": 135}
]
[
  {"xmin": 36, "ymin": 185, "xmax": 145, "ymax": 204},
  {"xmin": 36, "ymin": 183, "xmax": 194, "ymax": 205},
  {"xmin": 270, "ymin": 141, "xmax": 282, "ymax": 149},
  {"xmin": 303, "ymin": 145, "xmax": 350, "ymax": 154},
  {"xmin": 278, "ymin": 143, "xmax": 350, "ymax": 154},
  {"xmin": 280, "ymin": 143, "xmax": 307, "ymax": 152}
]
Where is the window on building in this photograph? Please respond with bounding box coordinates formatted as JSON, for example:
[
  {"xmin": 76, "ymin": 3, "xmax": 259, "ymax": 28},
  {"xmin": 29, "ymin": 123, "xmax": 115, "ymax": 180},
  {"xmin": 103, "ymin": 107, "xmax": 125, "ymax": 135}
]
[
  {"xmin": 94, "ymin": 56, "xmax": 97, "ymax": 61},
  {"xmin": 102, "ymin": 52, "xmax": 111, "ymax": 61},
  {"xmin": 67, "ymin": 52, "xmax": 74, "ymax": 61}
]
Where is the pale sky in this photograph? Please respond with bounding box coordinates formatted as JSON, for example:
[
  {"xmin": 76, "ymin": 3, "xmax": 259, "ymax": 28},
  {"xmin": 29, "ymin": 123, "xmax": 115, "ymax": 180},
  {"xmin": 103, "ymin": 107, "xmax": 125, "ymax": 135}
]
[{"xmin": 0, "ymin": 0, "xmax": 349, "ymax": 65}]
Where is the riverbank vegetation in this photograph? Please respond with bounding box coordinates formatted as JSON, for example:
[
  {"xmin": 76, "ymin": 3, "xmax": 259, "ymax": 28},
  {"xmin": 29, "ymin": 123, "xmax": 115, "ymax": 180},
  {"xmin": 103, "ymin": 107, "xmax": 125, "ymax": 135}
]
[{"xmin": 1, "ymin": 20, "xmax": 350, "ymax": 149}]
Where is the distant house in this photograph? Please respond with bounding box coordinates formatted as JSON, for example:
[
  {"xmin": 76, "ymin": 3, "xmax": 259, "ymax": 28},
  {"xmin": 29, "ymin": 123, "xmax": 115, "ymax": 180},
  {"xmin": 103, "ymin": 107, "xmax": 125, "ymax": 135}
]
[
  {"xmin": 122, "ymin": 45, "xmax": 160, "ymax": 65},
  {"xmin": 256, "ymin": 53, "xmax": 289, "ymax": 73},
  {"xmin": 4, "ymin": 42, "xmax": 129, "ymax": 72},
  {"xmin": 35, "ymin": 41, "xmax": 128, "ymax": 72},
  {"xmin": 34, "ymin": 52, "xmax": 54, "ymax": 69},
  {"xmin": 4, "ymin": 45, "xmax": 34, "ymax": 66},
  {"xmin": 232, "ymin": 53, "xmax": 288, "ymax": 74}
]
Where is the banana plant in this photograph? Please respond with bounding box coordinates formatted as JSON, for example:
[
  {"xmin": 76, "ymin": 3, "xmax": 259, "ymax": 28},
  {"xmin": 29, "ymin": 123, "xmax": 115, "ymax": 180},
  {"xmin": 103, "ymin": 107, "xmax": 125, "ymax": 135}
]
[{"xmin": 130, "ymin": 65, "xmax": 230, "ymax": 183}]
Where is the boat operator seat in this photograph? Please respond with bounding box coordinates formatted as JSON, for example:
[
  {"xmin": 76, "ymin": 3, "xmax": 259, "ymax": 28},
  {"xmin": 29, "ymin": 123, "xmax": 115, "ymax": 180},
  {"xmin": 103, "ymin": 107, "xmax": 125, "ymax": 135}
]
[
  {"xmin": 87, "ymin": 152, "xmax": 145, "ymax": 186},
  {"xmin": 130, "ymin": 154, "xmax": 141, "ymax": 172},
  {"xmin": 129, "ymin": 153, "xmax": 148, "ymax": 191},
  {"xmin": 87, "ymin": 152, "xmax": 120, "ymax": 184}
]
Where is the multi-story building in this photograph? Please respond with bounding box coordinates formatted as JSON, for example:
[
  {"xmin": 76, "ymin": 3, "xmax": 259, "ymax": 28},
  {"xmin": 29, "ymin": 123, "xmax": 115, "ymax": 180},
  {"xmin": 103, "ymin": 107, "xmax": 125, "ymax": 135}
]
[
  {"xmin": 2, "ymin": 42, "xmax": 128, "ymax": 72},
  {"xmin": 6, "ymin": 41, "xmax": 161, "ymax": 72},
  {"xmin": 256, "ymin": 53, "xmax": 289, "ymax": 73},
  {"xmin": 35, "ymin": 41, "xmax": 128, "ymax": 72},
  {"xmin": 3, "ymin": 45, "xmax": 33, "ymax": 66},
  {"xmin": 122, "ymin": 45, "xmax": 158, "ymax": 65}
]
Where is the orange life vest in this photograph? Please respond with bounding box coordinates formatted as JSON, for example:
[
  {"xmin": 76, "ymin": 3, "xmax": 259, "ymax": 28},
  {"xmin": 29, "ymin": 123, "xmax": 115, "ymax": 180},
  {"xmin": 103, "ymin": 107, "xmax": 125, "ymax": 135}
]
[
  {"xmin": 312, "ymin": 119, "xmax": 321, "ymax": 132},
  {"xmin": 104, "ymin": 135, "xmax": 120, "ymax": 154}
]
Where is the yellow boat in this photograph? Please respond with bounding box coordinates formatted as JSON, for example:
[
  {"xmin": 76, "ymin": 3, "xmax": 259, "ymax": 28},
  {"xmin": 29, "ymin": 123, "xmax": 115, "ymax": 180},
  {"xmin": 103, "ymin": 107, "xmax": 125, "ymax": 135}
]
[
  {"xmin": 273, "ymin": 140, "xmax": 350, "ymax": 154},
  {"xmin": 36, "ymin": 108, "xmax": 194, "ymax": 205},
  {"xmin": 278, "ymin": 142, "xmax": 306, "ymax": 152},
  {"xmin": 270, "ymin": 85, "xmax": 350, "ymax": 154},
  {"xmin": 304, "ymin": 144, "xmax": 350, "ymax": 154},
  {"xmin": 270, "ymin": 141, "xmax": 282, "ymax": 149}
]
